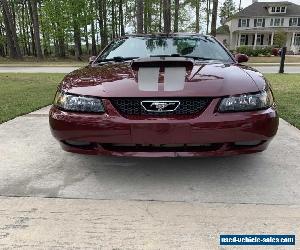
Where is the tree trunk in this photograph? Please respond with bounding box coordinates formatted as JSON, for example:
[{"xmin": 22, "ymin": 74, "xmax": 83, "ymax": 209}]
[
  {"xmin": 147, "ymin": 1, "xmax": 151, "ymax": 33},
  {"xmin": 210, "ymin": 0, "xmax": 218, "ymax": 36},
  {"xmin": 91, "ymin": 20, "xmax": 97, "ymax": 55},
  {"xmin": 29, "ymin": 0, "xmax": 43, "ymax": 59},
  {"xmin": 206, "ymin": 0, "xmax": 211, "ymax": 34},
  {"xmin": 26, "ymin": 0, "xmax": 36, "ymax": 56},
  {"xmin": 143, "ymin": 1, "xmax": 147, "ymax": 33},
  {"xmin": 84, "ymin": 25, "xmax": 89, "ymax": 54},
  {"xmin": 25, "ymin": 22, "xmax": 31, "ymax": 56},
  {"xmin": 111, "ymin": 0, "xmax": 115, "ymax": 38},
  {"xmin": 103, "ymin": 0, "xmax": 108, "ymax": 46},
  {"xmin": 18, "ymin": 5, "xmax": 27, "ymax": 55},
  {"xmin": 98, "ymin": 0, "xmax": 108, "ymax": 49},
  {"xmin": 0, "ymin": 26, "xmax": 6, "ymax": 57},
  {"xmin": 98, "ymin": 0, "xmax": 104, "ymax": 47},
  {"xmin": 38, "ymin": 1, "xmax": 49, "ymax": 55},
  {"xmin": 73, "ymin": 14, "xmax": 82, "ymax": 60},
  {"xmin": 136, "ymin": 0, "xmax": 143, "ymax": 33},
  {"xmin": 159, "ymin": 0, "xmax": 162, "ymax": 32},
  {"xmin": 58, "ymin": 36, "xmax": 65, "ymax": 58},
  {"xmin": 195, "ymin": 0, "xmax": 200, "ymax": 33},
  {"xmin": 1, "ymin": 0, "xmax": 22, "ymax": 59},
  {"xmin": 174, "ymin": 0, "xmax": 179, "ymax": 32},
  {"xmin": 119, "ymin": 0, "xmax": 125, "ymax": 36},
  {"xmin": 163, "ymin": 0, "xmax": 171, "ymax": 33},
  {"xmin": 144, "ymin": 0, "xmax": 152, "ymax": 33},
  {"xmin": 54, "ymin": 39, "xmax": 59, "ymax": 57},
  {"xmin": 10, "ymin": 0, "xmax": 16, "ymax": 27}
]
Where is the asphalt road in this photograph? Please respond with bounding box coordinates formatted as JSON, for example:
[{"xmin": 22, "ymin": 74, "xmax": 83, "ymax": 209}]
[
  {"xmin": 0, "ymin": 107, "xmax": 300, "ymax": 248},
  {"xmin": 0, "ymin": 65, "xmax": 300, "ymax": 73}
]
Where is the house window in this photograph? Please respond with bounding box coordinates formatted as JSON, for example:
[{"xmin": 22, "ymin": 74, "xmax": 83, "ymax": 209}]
[
  {"xmin": 240, "ymin": 35, "xmax": 247, "ymax": 45},
  {"xmin": 270, "ymin": 6, "xmax": 286, "ymax": 13},
  {"xmin": 241, "ymin": 19, "xmax": 247, "ymax": 27},
  {"xmin": 270, "ymin": 18, "xmax": 284, "ymax": 26},
  {"xmin": 257, "ymin": 34, "xmax": 262, "ymax": 45},
  {"xmin": 290, "ymin": 18, "xmax": 298, "ymax": 26},
  {"xmin": 274, "ymin": 18, "xmax": 280, "ymax": 26},
  {"xmin": 256, "ymin": 18, "xmax": 263, "ymax": 27},
  {"xmin": 294, "ymin": 34, "xmax": 300, "ymax": 46}
]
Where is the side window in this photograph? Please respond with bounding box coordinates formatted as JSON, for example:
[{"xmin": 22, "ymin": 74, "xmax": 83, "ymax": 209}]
[
  {"xmin": 241, "ymin": 19, "xmax": 247, "ymax": 27},
  {"xmin": 289, "ymin": 18, "xmax": 298, "ymax": 26}
]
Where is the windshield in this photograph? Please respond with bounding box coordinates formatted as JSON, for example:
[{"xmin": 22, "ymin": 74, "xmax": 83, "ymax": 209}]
[{"xmin": 99, "ymin": 36, "xmax": 233, "ymax": 62}]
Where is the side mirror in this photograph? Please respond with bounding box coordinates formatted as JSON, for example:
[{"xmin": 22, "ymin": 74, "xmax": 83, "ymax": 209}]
[
  {"xmin": 235, "ymin": 53, "xmax": 249, "ymax": 63},
  {"xmin": 89, "ymin": 56, "xmax": 97, "ymax": 64}
]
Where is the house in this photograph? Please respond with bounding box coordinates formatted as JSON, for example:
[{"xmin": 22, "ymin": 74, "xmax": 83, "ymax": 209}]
[{"xmin": 220, "ymin": 1, "xmax": 300, "ymax": 53}]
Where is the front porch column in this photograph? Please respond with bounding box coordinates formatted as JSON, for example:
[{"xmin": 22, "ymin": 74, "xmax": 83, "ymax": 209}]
[
  {"xmin": 238, "ymin": 32, "xmax": 241, "ymax": 48},
  {"xmin": 271, "ymin": 32, "xmax": 274, "ymax": 46},
  {"xmin": 230, "ymin": 31, "xmax": 233, "ymax": 49},
  {"xmin": 254, "ymin": 32, "xmax": 258, "ymax": 48},
  {"xmin": 292, "ymin": 32, "xmax": 296, "ymax": 46}
]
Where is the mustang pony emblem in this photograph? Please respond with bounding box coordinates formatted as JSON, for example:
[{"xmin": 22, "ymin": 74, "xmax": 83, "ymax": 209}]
[{"xmin": 141, "ymin": 100, "xmax": 180, "ymax": 112}]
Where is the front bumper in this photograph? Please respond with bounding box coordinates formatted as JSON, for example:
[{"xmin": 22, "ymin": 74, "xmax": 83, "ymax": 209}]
[{"xmin": 49, "ymin": 99, "xmax": 279, "ymax": 157}]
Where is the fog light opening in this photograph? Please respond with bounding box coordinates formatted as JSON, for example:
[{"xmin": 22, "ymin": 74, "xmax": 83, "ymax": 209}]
[
  {"xmin": 234, "ymin": 140, "xmax": 262, "ymax": 147},
  {"xmin": 63, "ymin": 140, "xmax": 95, "ymax": 148}
]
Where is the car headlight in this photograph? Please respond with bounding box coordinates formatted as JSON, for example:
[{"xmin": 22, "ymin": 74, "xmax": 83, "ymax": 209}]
[
  {"xmin": 218, "ymin": 89, "xmax": 274, "ymax": 112},
  {"xmin": 53, "ymin": 92, "xmax": 105, "ymax": 113}
]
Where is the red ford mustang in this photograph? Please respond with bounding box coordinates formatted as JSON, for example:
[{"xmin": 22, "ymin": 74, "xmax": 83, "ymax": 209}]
[{"xmin": 49, "ymin": 33, "xmax": 278, "ymax": 157}]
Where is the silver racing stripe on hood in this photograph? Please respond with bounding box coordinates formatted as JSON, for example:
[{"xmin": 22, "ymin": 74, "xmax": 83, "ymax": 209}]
[{"xmin": 138, "ymin": 67, "xmax": 186, "ymax": 91}]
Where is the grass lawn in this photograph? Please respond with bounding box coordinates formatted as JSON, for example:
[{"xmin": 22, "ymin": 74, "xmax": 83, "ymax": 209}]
[
  {"xmin": 0, "ymin": 56, "xmax": 87, "ymax": 67},
  {"xmin": 0, "ymin": 73, "xmax": 64, "ymax": 123},
  {"xmin": 265, "ymin": 74, "xmax": 300, "ymax": 129},
  {"xmin": 0, "ymin": 73, "xmax": 299, "ymax": 129},
  {"xmin": 248, "ymin": 56, "xmax": 300, "ymax": 64}
]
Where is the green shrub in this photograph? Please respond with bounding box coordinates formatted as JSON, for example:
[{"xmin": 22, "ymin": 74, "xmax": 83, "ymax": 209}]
[
  {"xmin": 273, "ymin": 31, "xmax": 287, "ymax": 48},
  {"xmin": 236, "ymin": 46, "xmax": 253, "ymax": 56},
  {"xmin": 236, "ymin": 46, "xmax": 274, "ymax": 57}
]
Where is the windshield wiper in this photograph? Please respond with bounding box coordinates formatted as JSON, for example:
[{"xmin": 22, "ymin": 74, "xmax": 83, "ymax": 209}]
[
  {"xmin": 95, "ymin": 56, "xmax": 138, "ymax": 63},
  {"xmin": 183, "ymin": 56, "xmax": 217, "ymax": 61},
  {"xmin": 150, "ymin": 54, "xmax": 181, "ymax": 57},
  {"xmin": 150, "ymin": 55, "xmax": 217, "ymax": 61}
]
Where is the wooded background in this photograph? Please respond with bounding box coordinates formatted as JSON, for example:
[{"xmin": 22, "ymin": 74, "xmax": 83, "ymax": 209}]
[{"xmin": 0, "ymin": 0, "xmax": 237, "ymax": 60}]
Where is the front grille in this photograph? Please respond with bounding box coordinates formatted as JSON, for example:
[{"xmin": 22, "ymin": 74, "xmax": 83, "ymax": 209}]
[
  {"xmin": 109, "ymin": 97, "xmax": 211, "ymax": 116},
  {"xmin": 101, "ymin": 143, "xmax": 222, "ymax": 152}
]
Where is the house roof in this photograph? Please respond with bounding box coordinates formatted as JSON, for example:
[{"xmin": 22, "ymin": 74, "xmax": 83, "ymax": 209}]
[{"xmin": 231, "ymin": 1, "xmax": 300, "ymax": 18}]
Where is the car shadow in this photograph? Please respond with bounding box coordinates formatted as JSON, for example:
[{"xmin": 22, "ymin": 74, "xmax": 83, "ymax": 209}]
[{"xmin": 58, "ymin": 152, "xmax": 272, "ymax": 203}]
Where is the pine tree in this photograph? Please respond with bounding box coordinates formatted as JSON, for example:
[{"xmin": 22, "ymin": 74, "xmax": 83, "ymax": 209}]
[{"xmin": 220, "ymin": 0, "xmax": 236, "ymax": 25}]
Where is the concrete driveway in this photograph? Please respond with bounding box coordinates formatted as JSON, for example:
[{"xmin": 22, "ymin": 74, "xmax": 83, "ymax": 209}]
[{"xmin": 0, "ymin": 106, "xmax": 300, "ymax": 248}]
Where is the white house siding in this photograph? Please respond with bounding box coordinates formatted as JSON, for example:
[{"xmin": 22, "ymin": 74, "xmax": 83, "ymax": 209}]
[
  {"xmin": 225, "ymin": 2, "xmax": 300, "ymax": 53},
  {"xmin": 227, "ymin": 17, "xmax": 300, "ymax": 53},
  {"xmin": 216, "ymin": 34, "xmax": 230, "ymax": 48}
]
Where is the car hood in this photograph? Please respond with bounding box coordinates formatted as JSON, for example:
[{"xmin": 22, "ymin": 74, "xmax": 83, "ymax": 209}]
[{"xmin": 60, "ymin": 62, "xmax": 264, "ymax": 98}]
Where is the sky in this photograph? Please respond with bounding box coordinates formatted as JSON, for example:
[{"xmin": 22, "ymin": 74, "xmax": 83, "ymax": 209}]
[{"xmin": 231, "ymin": 0, "xmax": 300, "ymax": 8}]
